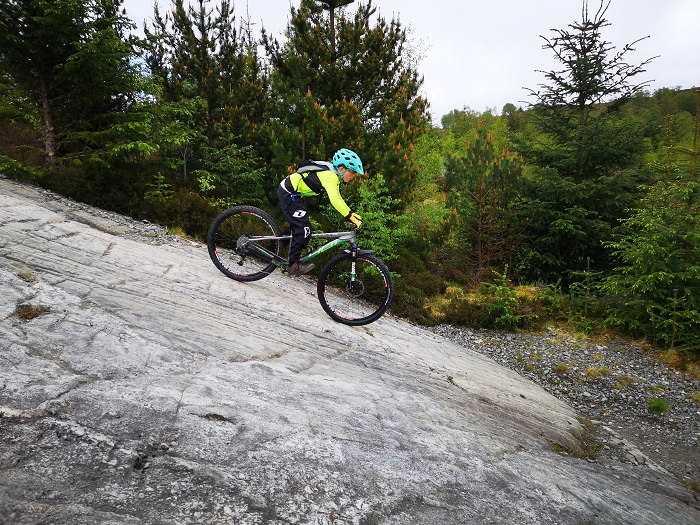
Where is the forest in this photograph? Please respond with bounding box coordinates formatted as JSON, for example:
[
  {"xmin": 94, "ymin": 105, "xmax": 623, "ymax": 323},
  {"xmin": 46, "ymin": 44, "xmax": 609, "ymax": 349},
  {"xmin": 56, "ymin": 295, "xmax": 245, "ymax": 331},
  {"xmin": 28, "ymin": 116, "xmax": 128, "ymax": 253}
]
[{"xmin": 1, "ymin": 0, "xmax": 698, "ymax": 359}]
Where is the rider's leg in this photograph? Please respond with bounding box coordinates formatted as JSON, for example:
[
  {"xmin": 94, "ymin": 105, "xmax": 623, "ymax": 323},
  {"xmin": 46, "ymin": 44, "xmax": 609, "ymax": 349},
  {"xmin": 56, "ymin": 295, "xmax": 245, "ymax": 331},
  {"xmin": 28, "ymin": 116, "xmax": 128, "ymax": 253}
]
[{"xmin": 278, "ymin": 186, "xmax": 313, "ymax": 273}]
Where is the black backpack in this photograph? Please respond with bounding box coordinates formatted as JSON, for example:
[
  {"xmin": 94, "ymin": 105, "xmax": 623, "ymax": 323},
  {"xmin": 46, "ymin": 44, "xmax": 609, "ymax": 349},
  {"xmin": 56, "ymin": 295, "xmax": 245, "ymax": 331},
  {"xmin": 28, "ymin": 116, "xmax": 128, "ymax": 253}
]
[
  {"xmin": 297, "ymin": 159, "xmax": 329, "ymax": 173},
  {"xmin": 295, "ymin": 159, "xmax": 330, "ymax": 193}
]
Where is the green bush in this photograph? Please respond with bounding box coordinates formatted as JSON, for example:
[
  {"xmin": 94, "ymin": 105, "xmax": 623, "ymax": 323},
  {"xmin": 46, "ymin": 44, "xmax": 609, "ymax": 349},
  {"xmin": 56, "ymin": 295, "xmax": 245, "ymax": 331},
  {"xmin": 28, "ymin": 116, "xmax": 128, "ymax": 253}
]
[
  {"xmin": 40, "ymin": 162, "xmax": 151, "ymax": 216},
  {"xmin": 0, "ymin": 155, "xmax": 41, "ymax": 181},
  {"xmin": 143, "ymin": 188, "xmax": 217, "ymax": 241},
  {"xmin": 441, "ymin": 293, "xmax": 491, "ymax": 327},
  {"xmin": 391, "ymin": 247, "xmax": 445, "ymax": 296},
  {"xmin": 692, "ymin": 391, "xmax": 700, "ymax": 405},
  {"xmin": 390, "ymin": 278, "xmax": 433, "ymax": 325},
  {"xmin": 479, "ymin": 267, "xmax": 538, "ymax": 331}
]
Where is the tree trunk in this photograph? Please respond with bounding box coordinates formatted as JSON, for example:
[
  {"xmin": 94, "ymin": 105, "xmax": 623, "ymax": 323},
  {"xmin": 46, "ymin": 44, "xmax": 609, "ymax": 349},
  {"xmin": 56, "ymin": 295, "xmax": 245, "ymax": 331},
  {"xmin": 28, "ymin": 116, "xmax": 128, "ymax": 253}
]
[
  {"xmin": 329, "ymin": 6, "xmax": 336, "ymax": 62},
  {"xmin": 301, "ymin": 119, "xmax": 307, "ymax": 159},
  {"xmin": 38, "ymin": 77, "xmax": 56, "ymax": 166},
  {"xmin": 684, "ymin": 89, "xmax": 699, "ymax": 264}
]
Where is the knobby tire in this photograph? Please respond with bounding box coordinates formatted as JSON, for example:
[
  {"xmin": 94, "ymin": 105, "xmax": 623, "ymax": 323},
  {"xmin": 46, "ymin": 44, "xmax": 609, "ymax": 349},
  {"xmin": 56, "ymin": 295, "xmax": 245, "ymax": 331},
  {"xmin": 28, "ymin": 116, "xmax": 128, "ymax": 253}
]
[
  {"xmin": 317, "ymin": 252, "xmax": 393, "ymax": 326},
  {"xmin": 207, "ymin": 205, "xmax": 282, "ymax": 282}
]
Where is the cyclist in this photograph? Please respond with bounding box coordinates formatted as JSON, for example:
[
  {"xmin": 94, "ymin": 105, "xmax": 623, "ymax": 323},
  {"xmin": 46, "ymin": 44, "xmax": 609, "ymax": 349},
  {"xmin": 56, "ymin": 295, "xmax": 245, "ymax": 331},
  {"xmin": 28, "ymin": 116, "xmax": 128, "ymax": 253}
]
[{"xmin": 278, "ymin": 148, "xmax": 364, "ymax": 275}]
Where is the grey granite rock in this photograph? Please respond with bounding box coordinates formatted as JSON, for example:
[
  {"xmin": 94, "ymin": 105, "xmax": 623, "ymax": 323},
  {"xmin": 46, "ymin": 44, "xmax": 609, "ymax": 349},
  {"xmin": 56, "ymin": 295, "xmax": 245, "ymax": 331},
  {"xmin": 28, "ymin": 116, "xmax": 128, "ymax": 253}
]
[{"xmin": 1, "ymin": 176, "xmax": 698, "ymax": 524}]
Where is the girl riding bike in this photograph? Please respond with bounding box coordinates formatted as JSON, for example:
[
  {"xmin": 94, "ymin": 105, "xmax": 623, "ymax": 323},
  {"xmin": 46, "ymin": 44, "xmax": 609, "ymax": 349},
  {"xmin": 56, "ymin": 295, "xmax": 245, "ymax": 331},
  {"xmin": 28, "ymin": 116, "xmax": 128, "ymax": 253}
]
[{"xmin": 277, "ymin": 148, "xmax": 365, "ymax": 275}]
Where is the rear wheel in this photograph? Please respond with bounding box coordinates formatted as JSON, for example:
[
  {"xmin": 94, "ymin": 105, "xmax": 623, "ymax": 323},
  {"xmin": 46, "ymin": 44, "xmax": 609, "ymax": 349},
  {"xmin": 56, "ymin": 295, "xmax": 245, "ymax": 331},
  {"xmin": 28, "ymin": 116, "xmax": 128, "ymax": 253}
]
[
  {"xmin": 207, "ymin": 205, "xmax": 283, "ymax": 282},
  {"xmin": 317, "ymin": 252, "xmax": 393, "ymax": 326}
]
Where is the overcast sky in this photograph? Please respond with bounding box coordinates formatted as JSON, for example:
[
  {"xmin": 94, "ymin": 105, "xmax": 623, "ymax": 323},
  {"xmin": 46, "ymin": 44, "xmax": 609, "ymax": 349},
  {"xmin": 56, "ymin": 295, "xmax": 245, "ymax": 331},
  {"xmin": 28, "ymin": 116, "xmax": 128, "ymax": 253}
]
[{"xmin": 122, "ymin": 0, "xmax": 700, "ymax": 123}]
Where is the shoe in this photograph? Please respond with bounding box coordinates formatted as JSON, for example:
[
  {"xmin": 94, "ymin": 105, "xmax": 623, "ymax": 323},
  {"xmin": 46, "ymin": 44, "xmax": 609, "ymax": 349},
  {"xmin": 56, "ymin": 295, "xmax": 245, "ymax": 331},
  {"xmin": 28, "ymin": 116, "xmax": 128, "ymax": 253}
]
[{"xmin": 287, "ymin": 261, "xmax": 315, "ymax": 276}]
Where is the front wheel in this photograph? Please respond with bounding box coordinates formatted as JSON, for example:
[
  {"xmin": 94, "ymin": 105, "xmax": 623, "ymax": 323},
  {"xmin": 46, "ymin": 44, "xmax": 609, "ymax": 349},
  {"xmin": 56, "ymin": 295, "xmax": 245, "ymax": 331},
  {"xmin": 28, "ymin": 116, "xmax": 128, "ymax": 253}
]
[
  {"xmin": 317, "ymin": 252, "xmax": 393, "ymax": 326},
  {"xmin": 207, "ymin": 205, "xmax": 283, "ymax": 282}
]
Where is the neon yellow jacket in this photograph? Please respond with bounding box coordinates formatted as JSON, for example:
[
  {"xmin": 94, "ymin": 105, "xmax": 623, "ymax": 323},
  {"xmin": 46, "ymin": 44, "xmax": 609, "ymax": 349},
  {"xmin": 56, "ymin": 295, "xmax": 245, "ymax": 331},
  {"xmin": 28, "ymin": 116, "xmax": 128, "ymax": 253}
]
[{"xmin": 288, "ymin": 169, "xmax": 351, "ymax": 218}]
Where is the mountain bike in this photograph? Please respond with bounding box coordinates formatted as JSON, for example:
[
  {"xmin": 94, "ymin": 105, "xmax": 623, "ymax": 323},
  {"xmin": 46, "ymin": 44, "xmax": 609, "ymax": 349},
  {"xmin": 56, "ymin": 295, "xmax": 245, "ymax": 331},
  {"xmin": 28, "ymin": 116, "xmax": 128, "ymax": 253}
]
[{"xmin": 207, "ymin": 205, "xmax": 393, "ymax": 326}]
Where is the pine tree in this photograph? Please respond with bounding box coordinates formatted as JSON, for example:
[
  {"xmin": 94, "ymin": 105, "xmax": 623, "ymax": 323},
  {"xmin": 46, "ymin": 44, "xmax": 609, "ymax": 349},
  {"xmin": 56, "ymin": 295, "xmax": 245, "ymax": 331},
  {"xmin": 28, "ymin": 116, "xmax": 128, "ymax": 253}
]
[
  {"xmin": 0, "ymin": 0, "xmax": 141, "ymax": 166},
  {"xmin": 263, "ymin": 0, "xmax": 428, "ymax": 205},
  {"xmin": 143, "ymin": 0, "xmax": 265, "ymax": 150},
  {"xmin": 140, "ymin": 0, "xmax": 268, "ymax": 201},
  {"xmin": 445, "ymin": 119, "xmax": 525, "ymax": 282},
  {"xmin": 315, "ymin": 0, "xmax": 355, "ymax": 60}
]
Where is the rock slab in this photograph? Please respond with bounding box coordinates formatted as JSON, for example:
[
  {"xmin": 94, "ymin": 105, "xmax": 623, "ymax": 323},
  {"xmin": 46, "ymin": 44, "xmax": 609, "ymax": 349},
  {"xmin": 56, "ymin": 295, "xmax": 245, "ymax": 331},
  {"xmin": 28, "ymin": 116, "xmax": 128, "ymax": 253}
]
[{"xmin": 1, "ymin": 176, "xmax": 698, "ymax": 524}]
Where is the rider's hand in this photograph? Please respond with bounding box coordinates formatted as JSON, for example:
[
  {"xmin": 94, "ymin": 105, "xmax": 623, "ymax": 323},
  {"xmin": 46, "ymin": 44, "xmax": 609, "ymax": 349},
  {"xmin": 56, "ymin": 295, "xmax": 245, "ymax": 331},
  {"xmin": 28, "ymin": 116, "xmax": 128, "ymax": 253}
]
[{"xmin": 347, "ymin": 212, "xmax": 363, "ymax": 230}]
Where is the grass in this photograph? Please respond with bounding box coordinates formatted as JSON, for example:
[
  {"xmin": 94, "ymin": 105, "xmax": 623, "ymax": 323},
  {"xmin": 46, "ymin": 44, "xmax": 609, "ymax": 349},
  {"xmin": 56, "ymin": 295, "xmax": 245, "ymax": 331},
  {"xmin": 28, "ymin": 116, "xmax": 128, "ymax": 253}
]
[
  {"xmin": 15, "ymin": 304, "xmax": 49, "ymax": 321},
  {"xmin": 549, "ymin": 418, "xmax": 602, "ymax": 459},
  {"xmin": 553, "ymin": 362, "xmax": 570, "ymax": 376},
  {"xmin": 646, "ymin": 397, "xmax": 670, "ymax": 414},
  {"xmin": 19, "ymin": 271, "xmax": 37, "ymax": 282},
  {"xmin": 660, "ymin": 350, "xmax": 700, "ymax": 381},
  {"xmin": 613, "ymin": 374, "xmax": 637, "ymax": 388},
  {"xmin": 166, "ymin": 225, "xmax": 187, "ymax": 238},
  {"xmin": 687, "ymin": 363, "xmax": 700, "ymax": 382},
  {"xmin": 584, "ymin": 367, "xmax": 611, "ymax": 381}
]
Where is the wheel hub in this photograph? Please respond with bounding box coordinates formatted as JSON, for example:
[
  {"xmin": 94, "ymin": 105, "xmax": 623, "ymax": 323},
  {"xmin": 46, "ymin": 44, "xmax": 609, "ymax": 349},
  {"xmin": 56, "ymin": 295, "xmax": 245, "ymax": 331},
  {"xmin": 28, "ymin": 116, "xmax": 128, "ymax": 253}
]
[{"xmin": 346, "ymin": 279, "xmax": 365, "ymax": 297}]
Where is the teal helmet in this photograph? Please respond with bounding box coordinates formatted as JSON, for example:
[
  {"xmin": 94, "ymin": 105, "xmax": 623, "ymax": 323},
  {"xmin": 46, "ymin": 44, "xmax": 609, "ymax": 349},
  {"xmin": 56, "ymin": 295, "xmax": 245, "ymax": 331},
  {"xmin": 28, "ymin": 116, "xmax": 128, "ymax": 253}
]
[{"xmin": 332, "ymin": 148, "xmax": 364, "ymax": 175}]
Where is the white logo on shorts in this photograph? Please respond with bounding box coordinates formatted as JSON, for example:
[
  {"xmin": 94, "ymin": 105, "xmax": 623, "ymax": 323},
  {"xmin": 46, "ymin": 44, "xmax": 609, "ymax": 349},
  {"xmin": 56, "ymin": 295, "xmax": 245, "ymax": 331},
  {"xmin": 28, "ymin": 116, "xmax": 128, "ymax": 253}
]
[
  {"xmin": 292, "ymin": 210, "xmax": 306, "ymax": 218},
  {"xmin": 303, "ymin": 227, "xmax": 311, "ymax": 238}
]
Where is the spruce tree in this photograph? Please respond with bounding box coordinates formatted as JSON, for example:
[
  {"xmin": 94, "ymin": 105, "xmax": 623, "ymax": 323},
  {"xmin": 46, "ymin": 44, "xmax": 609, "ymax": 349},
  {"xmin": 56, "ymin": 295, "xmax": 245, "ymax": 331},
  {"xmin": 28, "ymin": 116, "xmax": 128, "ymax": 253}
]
[
  {"xmin": 517, "ymin": 0, "xmax": 654, "ymax": 284},
  {"xmin": 526, "ymin": 0, "xmax": 654, "ymax": 181},
  {"xmin": 603, "ymin": 90, "xmax": 700, "ymax": 353}
]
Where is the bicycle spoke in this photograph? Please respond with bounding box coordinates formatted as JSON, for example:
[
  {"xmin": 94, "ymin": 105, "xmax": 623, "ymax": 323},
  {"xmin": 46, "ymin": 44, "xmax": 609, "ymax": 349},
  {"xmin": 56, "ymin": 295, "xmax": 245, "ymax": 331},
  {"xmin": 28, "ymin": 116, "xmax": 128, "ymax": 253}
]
[
  {"xmin": 318, "ymin": 253, "xmax": 392, "ymax": 326},
  {"xmin": 207, "ymin": 206, "xmax": 283, "ymax": 282}
]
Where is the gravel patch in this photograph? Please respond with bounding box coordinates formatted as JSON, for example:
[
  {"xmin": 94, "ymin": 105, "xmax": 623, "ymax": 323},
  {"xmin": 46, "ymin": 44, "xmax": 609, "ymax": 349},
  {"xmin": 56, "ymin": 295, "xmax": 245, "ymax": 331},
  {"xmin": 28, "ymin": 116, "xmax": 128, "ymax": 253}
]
[{"xmin": 431, "ymin": 325, "xmax": 700, "ymax": 493}]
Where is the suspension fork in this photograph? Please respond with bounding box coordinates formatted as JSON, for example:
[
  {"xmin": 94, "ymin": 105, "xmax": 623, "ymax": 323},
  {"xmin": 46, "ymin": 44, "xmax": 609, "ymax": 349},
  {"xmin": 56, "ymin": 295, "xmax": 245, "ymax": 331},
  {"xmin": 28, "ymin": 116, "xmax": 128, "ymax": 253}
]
[{"xmin": 349, "ymin": 244, "xmax": 358, "ymax": 283}]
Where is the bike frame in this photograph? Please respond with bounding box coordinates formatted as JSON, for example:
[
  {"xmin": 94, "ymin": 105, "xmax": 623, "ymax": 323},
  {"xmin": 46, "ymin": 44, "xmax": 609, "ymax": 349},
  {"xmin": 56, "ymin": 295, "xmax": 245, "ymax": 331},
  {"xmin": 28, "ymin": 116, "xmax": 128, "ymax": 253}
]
[{"xmin": 243, "ymin": 230, "xmax": 367, "ymax": 267}]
